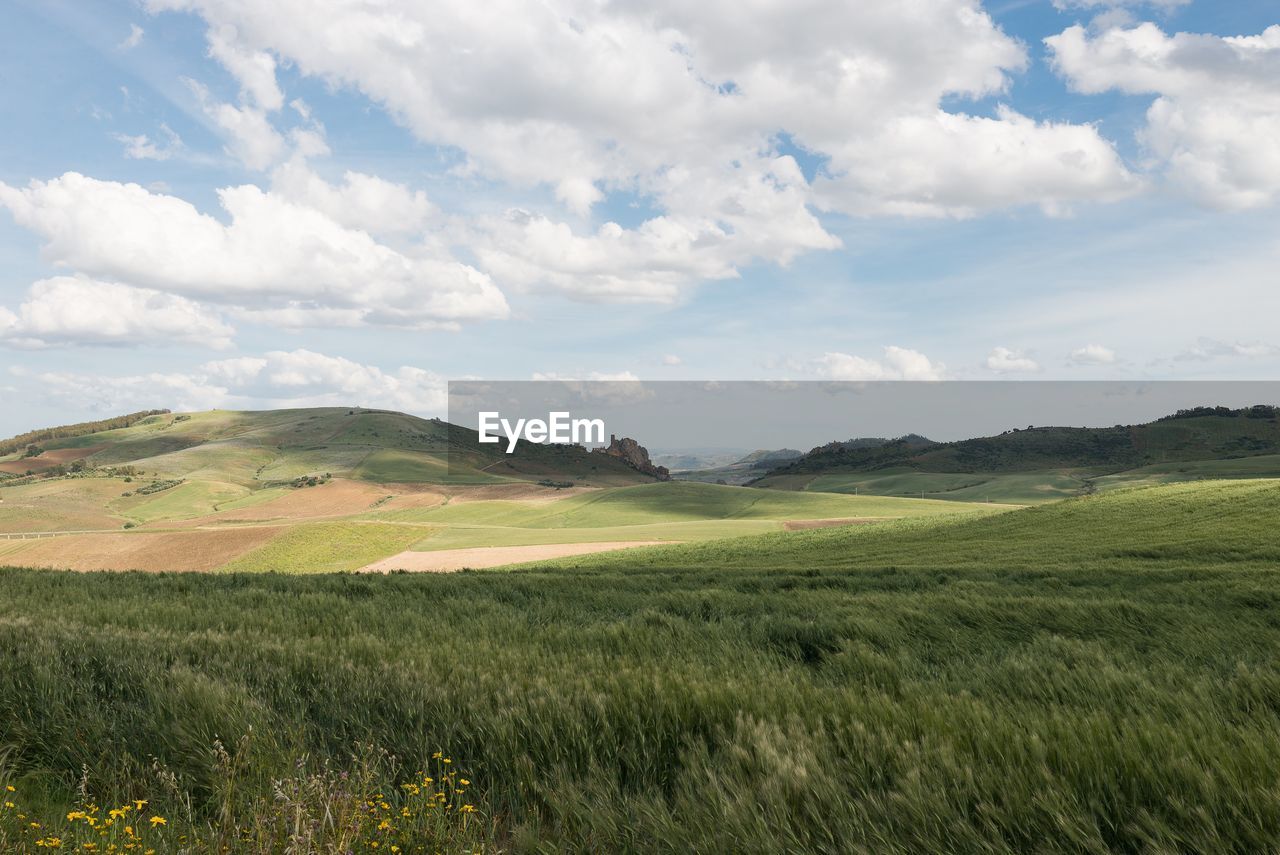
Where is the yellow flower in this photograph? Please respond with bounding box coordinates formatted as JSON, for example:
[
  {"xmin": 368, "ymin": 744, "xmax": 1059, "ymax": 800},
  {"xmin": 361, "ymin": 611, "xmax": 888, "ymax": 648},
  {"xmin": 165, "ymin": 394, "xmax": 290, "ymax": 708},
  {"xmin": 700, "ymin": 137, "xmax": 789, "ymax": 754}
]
[
  {"xmin": 4, "ymin": 802, "xmax": 13, "ymax": 809},
  {"xmin": 460, "ymin": 779, "xmax": 470, "ymax": 786},
  {"xmin": 148, "ymin": 816, "xmax": 166, "ymax": 827},
  {"xmin": 133, "ymin": 800, "xmax": 147, "ymax": 811},
  {"xmin": 4, "ymin": 785, "xmax": 13, "ymax": 792}
]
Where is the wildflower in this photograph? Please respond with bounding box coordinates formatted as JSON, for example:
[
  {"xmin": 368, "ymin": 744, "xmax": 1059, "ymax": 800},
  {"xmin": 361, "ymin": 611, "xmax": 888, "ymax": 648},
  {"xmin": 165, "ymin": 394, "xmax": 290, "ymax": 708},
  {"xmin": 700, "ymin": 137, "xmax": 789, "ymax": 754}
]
[
  {"xmin": 148, "ymin": 816, "xmax": 166, "ymax": 827},
  {"xmin": 132, "ymin": 800, "xmax": 146, "ymax": 811},
  {"xmin": 5, "ymin": 785, "xmax": 13, "ymax": 792},
  {"xmin": 460, "ymin": 779, "xmax": 470, "ymax": 786},
  {"xmin": 460, "ymin": 804, "xmax": 477, "ymax": 814},
  {"xmin": 3, "ymin": 801, "xmax": 13, "ymax": 809}
]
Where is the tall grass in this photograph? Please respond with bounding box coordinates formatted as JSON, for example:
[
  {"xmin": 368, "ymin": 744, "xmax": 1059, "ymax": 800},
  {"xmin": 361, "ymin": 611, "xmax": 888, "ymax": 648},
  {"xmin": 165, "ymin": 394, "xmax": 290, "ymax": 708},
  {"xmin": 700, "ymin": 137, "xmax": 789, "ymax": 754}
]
[{"xmin": 1, "ymin": 480, "xmax": 1279, "ymax": 851}]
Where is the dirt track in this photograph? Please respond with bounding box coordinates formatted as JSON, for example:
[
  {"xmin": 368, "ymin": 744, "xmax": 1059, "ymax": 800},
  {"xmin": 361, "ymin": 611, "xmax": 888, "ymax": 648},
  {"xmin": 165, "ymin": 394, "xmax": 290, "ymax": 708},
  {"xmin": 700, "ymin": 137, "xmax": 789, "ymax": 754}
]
[{"xmin": 360, "ymin": 541, "xmax": 676, "ymax": 573}]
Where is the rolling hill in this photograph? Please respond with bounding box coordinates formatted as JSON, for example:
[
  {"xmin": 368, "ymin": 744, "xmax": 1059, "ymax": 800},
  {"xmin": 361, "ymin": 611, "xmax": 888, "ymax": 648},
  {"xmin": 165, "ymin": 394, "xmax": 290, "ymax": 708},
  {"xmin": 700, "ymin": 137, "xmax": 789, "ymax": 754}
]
[
  {"xmin": 753, "ymin": 405, "xmax": 1280, "ymax": 503},
  {"xmin": 0, "ymin": 407, "xmax": 1004, "ymax": 572}
]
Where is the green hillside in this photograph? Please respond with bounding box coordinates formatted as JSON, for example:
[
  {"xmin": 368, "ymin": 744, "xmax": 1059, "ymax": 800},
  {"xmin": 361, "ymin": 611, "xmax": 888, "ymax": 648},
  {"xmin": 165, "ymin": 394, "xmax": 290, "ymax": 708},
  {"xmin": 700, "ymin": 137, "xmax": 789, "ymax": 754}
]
[
  {"xmin": 756, "ymin": 406, "xmax": 1280, "ymax": 503},
  {"xmin": 3, "ymin": 480, "xmax": 1279, "ymax": 851},
  {"xmin": 0, "ymin": 408, "xmax": 653, "ymax": 490}
]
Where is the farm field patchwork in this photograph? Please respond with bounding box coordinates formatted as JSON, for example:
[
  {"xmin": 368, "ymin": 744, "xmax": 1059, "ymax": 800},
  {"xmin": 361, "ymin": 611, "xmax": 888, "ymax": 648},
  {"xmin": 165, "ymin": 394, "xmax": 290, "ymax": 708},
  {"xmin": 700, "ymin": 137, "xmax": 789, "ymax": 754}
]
[{"xmin": 1, "ymin": 480, "xmax": 1278, "ymax": 851}]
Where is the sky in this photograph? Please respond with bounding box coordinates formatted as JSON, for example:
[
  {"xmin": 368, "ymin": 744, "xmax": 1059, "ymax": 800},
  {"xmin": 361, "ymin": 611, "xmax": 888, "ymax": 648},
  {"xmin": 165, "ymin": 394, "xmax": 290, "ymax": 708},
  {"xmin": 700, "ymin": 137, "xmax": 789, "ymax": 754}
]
[{"xmin": 0, "ymin": 0, "xmax": 1278, "ymax": 436}]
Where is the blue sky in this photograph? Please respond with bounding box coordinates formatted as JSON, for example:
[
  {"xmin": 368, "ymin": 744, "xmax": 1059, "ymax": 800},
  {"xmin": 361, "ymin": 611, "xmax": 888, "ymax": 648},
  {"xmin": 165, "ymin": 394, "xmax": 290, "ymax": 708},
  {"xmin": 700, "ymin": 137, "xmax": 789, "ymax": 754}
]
[{"xmin": 1, "ymin": 0, "xmax": 1278, "ymax": 435}]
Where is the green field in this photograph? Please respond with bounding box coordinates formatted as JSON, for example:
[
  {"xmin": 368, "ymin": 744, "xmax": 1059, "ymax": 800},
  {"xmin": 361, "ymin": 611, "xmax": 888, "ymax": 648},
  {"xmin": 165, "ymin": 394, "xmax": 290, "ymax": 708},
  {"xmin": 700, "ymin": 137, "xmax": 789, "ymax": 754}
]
[
  {"xmin": 370, "ymin": 481, "xmax": 1006, "ymax": 552},
  {"xmin": 217, "ymin": 521, "xmax": 433, "ymax": 573},
  {"xmin": 3, "ymin": 479, "xmax": 1280, "ymax": 851}
]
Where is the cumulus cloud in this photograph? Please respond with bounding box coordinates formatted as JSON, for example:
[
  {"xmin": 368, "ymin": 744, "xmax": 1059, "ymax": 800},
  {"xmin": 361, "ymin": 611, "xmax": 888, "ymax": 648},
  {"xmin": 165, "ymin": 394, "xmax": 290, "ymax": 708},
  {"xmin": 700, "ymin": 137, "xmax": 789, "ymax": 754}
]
[
  {"xmin": 662, "ymin": 354, "xmax": 682, "ymax": 366},
  {"xmin": 0, "ymin": 276, "xmax": 234, "ymax": 349},
  {"xmin": 815, "ymin": 347, "xmax": 946, "ymax": 381},
  {"xmin": 0, "ymin": 172, "xmax": 509, "ymax": 331},
  {"xmin": 35, "ymin": 349, "xmax": 447, "ymax": 415},
  {"xmin": 270, "ymin": 158, "xmax": 435, "ymax": 238},
  {"xmin": 138, "ymin": 0, "xmax": 1137, "ymax": 299},
  {"xmin": 1069, "ymin": 343, "xmax": 1117, "ymax": 365},
  {"xmin": 1048, "ymin": 23, "xmax": 1280, "ymax": 209},
  {"xmin": 984, "ymin": 347, "xmax": 1039, "ymax": 373}
]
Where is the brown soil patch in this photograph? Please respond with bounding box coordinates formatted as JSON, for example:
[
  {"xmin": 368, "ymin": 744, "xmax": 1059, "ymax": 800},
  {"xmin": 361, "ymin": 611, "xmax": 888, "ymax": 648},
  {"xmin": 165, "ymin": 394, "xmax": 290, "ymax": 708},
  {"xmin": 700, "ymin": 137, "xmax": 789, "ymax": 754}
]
[
  {"xmin": 3, "ymin": 526, "xmax": 283, "ymax": 572},
  {"xmin": 0, "ymin": 445, "xmax": 105, "ymax": 475},
  {"xmin": 783, "ymin": 517, "xmax": 895, "ymax": 531},
  {"xmin": 176, "ymin": 479, "xmax": 398, "ymax": 526},
  {"xmin": 360, "ymin": 540, "xmax": 676, "ymax": 573}
]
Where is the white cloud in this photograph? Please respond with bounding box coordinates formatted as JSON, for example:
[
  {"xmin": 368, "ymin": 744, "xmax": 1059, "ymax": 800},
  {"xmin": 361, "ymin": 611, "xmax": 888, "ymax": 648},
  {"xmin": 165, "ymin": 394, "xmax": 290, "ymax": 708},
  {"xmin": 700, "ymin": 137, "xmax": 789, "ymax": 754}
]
[
  {"xmin": 113, "ymin": 124, "xmax": 183, "ymax": 161},
  {"xmin": 1069, "ymin": 343, "xmax": 1117, "ymax": 365},
  {"xmin": 270, "ymin": 158, "xmax": 435, "ymax": 237},
  {"xmin": 1052, "ymin": 0, "xmax": 1188, "ymax": 11},
  {"xmin": 1048, "ymin": 23, "xmax": 1280, "ymax": 209},
  {"xmin": 0, "ymin": 172, "xmax": 509, "ymax": 330},
  {"xmin": 188, "ymin": 78, "xmax": 286, "ymax": 170},
  {"xmin": 662, "ymin": 354, "xmax": 682, "ymax": 366},
  {"xmin": 813, "ymin": 106, "xmax": 1140, "ymax": 218},
  {"xmin": 119, "ymin": 24, "xmax": 145, "ymax": 50},
  {"xmin": 530, "ymin": 370, "xmax": 643, "ymax": 383},
  {"xmin": 36, "ymin": 349, "xmax": 447, "ymax": 415},
  {"xmin": 1175, "ymin": 337, "xmax": 1280, "ymax": 362},
  {"xmin": 202, "ymin": 349, "xmax": 447, "ymax": 411},
  {"xmin": 0, "ymin": 276, "xmax": 234, "ymax": 349},
  {"xmin": 139, "ymin": 0, "xmax": 1138, "ymax": 299},
  {"xmin": 815, "ymin": 346, "xmax": 946, "ymax": 381},
  {"xmin": 984, "ymin": 346, "xmax": 1039, "ymax": 373},
  {"xmin": 206, "ymin": 23, "xmax": 284, "ymax": 111},
  {"xmin": 37, "ymin": 370, "xmax": 230, "ymax": 414}
]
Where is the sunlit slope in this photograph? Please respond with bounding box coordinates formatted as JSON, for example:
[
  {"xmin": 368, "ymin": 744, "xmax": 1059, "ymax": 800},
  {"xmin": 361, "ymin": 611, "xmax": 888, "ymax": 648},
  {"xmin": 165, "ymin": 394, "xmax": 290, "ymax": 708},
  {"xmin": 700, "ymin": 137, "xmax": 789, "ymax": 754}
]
[
  {"xmin": 558, "ymin": 479, "xmax": 1280, "ymax": 573},
  {"xmin": 0, "ymin": 408, "xmax": 653, "ymax": 489},
  {"xmin": 374, "ymin": 481, "xmax": 1008, "ymax": 552}
]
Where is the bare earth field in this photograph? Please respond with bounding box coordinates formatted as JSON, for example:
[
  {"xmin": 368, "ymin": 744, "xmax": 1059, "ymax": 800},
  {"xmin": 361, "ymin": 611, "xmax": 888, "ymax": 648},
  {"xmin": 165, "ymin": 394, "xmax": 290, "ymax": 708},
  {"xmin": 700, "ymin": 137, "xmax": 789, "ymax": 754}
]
[
  {"xmin": 0, "ymin": 445, "xmax": 104, "ymax": 475},
  {"xmin": 172, "ymin": 479, "xmax": 405, "ymax": 526},
  {"xmin": 1, "ymin": 525, "xmax": 283, "ymax": 572},
  {"xmin": 360, "ymin": 540, "xmax": 677, "ymax": 572}
]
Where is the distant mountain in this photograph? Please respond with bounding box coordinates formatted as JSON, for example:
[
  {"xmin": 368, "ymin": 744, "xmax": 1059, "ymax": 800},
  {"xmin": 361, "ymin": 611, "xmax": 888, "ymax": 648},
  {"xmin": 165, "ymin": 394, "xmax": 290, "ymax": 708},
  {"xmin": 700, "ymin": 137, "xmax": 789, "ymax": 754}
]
[
  {"xmin": 754, "ymin": 406, "xmax": 1280, "ymax": 485},
  {"xmin": 734, "ymin": 448, "xmax": 804, "ymax": 467},
  {"xmin": 674, "ymin": 448, "xmax": 805, "ymax": 485}
]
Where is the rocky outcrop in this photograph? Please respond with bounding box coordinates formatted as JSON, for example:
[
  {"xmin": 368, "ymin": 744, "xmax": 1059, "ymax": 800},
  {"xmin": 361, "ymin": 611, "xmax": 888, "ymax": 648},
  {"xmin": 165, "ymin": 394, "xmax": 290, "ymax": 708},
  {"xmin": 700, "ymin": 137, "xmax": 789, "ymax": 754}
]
[{"xmin": 593, "ymin": 434, "xmax": 670, "ymax": 481}]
